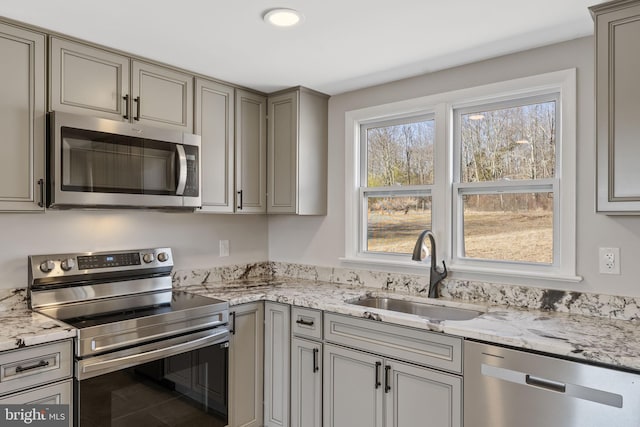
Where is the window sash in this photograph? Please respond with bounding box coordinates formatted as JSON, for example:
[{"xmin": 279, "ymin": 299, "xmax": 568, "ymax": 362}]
[
  {"xmin": 452, "ymin": 179, "xmax": 559, "ymax": 267},
  {"xmin": 359, "ymin": 187, "xmax": 432, "ymax": 257}
]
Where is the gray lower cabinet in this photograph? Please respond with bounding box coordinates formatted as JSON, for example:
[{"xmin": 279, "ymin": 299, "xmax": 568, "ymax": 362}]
[
  {"xmin": 291, "ymin": 307, "xmax": 323, "ymax": 427},
  {"xmin": 324, "ymin": 343, "xmax": 461, "ymax": 427},
  {"xmin": 323, "ymin": 313, "xmax": 462, "ymax": 427},
  {"xmin": 0, "ymin": 340, "xmax": 73, "ymax": 426},
  {"xmin": 49, "ymin": 37, "xmax": 193, "ymax": 132},
  {"xmin": 264, "ymin": 302, "xmax": 290, "ymax": 427},
  {"xmin": 195, "ymin": 78, "xmax": 235, "ymax": 213},
  {"xmin": 0, "ymin": 21, "xmax": 46, "ymax": 211},
  {"xmin": 592, "ymin": 0, "xmax": 640, "ymax": 212},
  {"xmin": 235, "ymin": 89, "xmax": 267, "ymax": 213},
  {"xmin": 324, "ymin": 343, "xmax": 383, "ymax": 427},
  {"xmin": 228, "ymin": 302, "xmax": 264, "ymax": 427},
  {"xmin": 267, "ymin": 87, "xmax": 328, "ymax": 215}
]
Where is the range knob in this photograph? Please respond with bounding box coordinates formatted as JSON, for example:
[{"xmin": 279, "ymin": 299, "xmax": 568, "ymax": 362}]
[
  {"xmin": 39, "ymin": 260, "xmax": 55, "ymax": 273},
  {"xmin": 60, "ymin": 258, "xmax": 76, "ymax": 271},
  {"xmin": 142, "ymin": 253, "xmax": 155, "ymax": 264},
  {"xmin": 157, "ymin": 252, "xmax": 169, "ymax": 262}
]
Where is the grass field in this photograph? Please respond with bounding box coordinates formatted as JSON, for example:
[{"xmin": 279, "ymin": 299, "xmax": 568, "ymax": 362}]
[{"xmin": 367, "ymin": 209, "xmax": 552, "ymax": 263}]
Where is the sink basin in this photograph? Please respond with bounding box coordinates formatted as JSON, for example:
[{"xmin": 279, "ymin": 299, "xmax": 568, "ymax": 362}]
[{"xmin": 349, "ymin": 296, "xmax": 483, "ymax": 321}]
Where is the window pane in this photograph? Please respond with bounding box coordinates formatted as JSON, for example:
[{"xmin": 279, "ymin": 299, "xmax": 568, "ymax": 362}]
[
  {"xmin": 460, "ymin": 100, "xmax": 556, "ymax": 182},
  {"xmin": 367, "ymin": 196, "xmax": 431, "ymax": 254},
  {"xmin": 462, "ymin": 193, "xmax": 553, "ymax": 263},
  {"xmin": 366, "ymin": 119, "xmax": 434, "ymax": 187}
]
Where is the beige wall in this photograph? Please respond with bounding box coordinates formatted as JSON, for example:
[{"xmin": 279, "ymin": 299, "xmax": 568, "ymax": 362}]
[
  {"xmin": 0, "ymin": 211, "xmax": 268, "ymax": 289},
  {"xmin": 269, "ymin": 36, "xmax": 640, "ymax": 298}
]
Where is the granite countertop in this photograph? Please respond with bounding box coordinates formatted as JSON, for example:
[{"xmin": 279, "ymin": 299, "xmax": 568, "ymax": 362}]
[
  {"xmin": 0, "ymin": 290, "xmax": 76, "ymax": 352},
  {"xmin": 179, "ymin": 278, "xmax": 640, "ymax": 372}
]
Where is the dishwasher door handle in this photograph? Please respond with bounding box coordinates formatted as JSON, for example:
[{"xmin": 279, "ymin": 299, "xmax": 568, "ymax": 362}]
[
  {"xmin": 525, "ymin": 374, "xmax": 566, "ymax": 393},
  {"xmin": 481, "ymin": 363, "xmax": 623, "ymax": 408}
]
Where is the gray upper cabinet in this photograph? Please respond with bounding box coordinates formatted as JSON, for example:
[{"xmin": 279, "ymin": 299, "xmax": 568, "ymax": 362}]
[
  {"xmin": 131, "ymin": 60, "xmax": 193, "ymax": 131},
  {"xmin": 49, "ymin": 37, "xmax": 129, "ymax": 122},
  {"xmin": 267, "ymin": 87, "xmax": 328, "ymax": 215},
  {"xmin": 0, "ymin": 22, "xmax": 46, "ymax": 211},
  {"xmin": 195, "ymin": 78, "xmax": 235, "ymax": 213},
  {"xmin": 50, "ymin": 38, "xmax": 193, "ymax": 132},
  {"xmin": 592, "ymin": 0, "xmax": 640, "ymax": 213},
  {"xmin": 236, "ymin": 89, "xmax": 267, "ymax": 213}
]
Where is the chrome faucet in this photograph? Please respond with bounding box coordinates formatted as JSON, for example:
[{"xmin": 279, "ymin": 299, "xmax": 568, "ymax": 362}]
[{"xmin": 411, "ymin": 230, "xmax": 448, "ymax": 298}]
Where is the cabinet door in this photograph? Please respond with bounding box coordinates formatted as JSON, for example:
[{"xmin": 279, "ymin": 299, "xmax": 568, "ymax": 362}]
[
  {"xmin": 131, "ymin": 60, "xmax": 193, "ymax": 131},
  {"xmin": 594, "ymin": 2, "xmax": 640, "ymax": 212},
  {"xmin": 267, "ymin": 90, "xmax": 298, "ymax": 213},
  {"xmin": 49, "ymin": 37, "xmax": 130, "ymax": 121},
  {"xmin": 228, "ymin": 302, "xmax": 264, "ymax": 427},
  {"xmin": 291, "ymin": 337, "xmax": 322, "ymax": 427},
  {"xmin": 235, "ymin": 89, "xmax": 267, "ymax": 213},
  {"xmin": 0, "ymin": 22, "xmax": 45, "ymax": 211},
  {"xmin": 264, "ymin": 302, "xmax": 290, "ymax": 427},
  {"xmin": 385, "ymin": 359, "xmax": 461, "ymax": 427},
  {"xmin": 195, "ymin": 78, "xmax": 235, "ymax": 213},
  {"xmin": 323, "ymin": 344, "xmax": 383, "ymax": 427}
]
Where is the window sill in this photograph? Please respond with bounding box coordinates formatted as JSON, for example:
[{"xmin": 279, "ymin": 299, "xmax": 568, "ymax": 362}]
[{"xmin": 339, "ymin": 256, "xmax": 583, "ymax": 286}]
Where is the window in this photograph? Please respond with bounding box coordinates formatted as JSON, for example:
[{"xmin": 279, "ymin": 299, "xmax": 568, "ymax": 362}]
[
  {"xmin": 360, "ymin": 115, "xmax": 435, "ymax": 258},
  {"xmin": 453, "ymin": 95, "xmax": 558, "ymax": 266},
  {"xmin": 344, "ymin": 69, "xmax": 578, "ymax": 283}
]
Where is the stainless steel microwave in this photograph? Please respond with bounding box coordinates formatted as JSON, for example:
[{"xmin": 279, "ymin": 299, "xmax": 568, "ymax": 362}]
[{"xmin": 47, "ymin": 111, "xmax": 201, "ymax": 209}]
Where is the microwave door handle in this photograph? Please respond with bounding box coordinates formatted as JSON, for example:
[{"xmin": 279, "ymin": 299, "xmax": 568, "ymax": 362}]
[{"xmin": 175, "ymin": 145, "xmax": 187, "ymax": 195}]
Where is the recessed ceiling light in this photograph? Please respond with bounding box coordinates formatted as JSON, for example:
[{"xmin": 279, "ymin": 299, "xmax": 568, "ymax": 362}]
[{"xmin": 264, "ymin": 8, "xmax": 304, "ymax": 27}]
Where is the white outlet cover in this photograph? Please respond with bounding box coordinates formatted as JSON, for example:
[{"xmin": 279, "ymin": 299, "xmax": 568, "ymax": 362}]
[
  {"xmin": 599, "ymin": 247, "xmax": 620, "ymax": 275},
  {"xmin": 219, "ymin": 240, "xmax": 230, "ymax": 257}
]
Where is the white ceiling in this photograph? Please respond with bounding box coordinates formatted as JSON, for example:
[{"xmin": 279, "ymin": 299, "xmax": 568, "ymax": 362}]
[{"xmin": 0, "ymin": 0, "xmax": 601, "ymax": 95}]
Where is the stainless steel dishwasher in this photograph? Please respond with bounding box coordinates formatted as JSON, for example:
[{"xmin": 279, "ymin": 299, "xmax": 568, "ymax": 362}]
[{"xmin": 464, "ymin": 341, "xmax": 640, "ymax": 427}]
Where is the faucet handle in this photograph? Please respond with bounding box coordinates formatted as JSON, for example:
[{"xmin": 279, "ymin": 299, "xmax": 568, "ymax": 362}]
[{"xmin": 437, "ymin": 260, "xmax": 448, "ymax": 280}]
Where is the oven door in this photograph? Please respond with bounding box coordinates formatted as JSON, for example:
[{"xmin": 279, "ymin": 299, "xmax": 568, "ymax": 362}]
[
  {"xmin": 49, "ymin": 111, "xmax": 200, "ymax": 209},
  {"xmin": 75, "ymin": 328, "xmax": 228, "ymax": 427}
]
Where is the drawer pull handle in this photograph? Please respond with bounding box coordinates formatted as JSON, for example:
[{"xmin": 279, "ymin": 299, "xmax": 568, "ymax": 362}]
[
  {"xmin": 15, "ymin": 360, "xmax": 50, "ymax": 373},
  {"xmin": 296, "ymin": 318, "xmax": 314, "ymax": 327},
  {"xmin": 375, "ymin": 361, "xmax": 382, "ymax": 389}
]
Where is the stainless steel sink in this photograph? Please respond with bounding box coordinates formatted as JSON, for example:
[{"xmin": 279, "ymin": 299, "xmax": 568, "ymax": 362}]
[{"xmin": 349, "ymin": 296, "xmax": 483, "ymax": 321}]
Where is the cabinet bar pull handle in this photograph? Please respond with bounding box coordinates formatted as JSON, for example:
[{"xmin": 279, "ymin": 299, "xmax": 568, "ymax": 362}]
[
  {"xmin": 296, "ymin": 318, "xmax": 314, "ymax": 327},
  {"xmin": 123, "ymin": 94, "xmax": 129, "ymax": 119},
  {"xmin": 16, "ymin": 360, "xmax": 49, "ymax": 373},
  {"xmin": 375, "ymin": 361, "xmax": 382, "ymax": 389},
  {"xmin": 134, "ymin": 96, "xmax": 141, "ymax": 121},
  {"xmin": 237, "ymin": 190, "xmax": 243, "ymax": 210},
  {"xmin": 229, "ymin": 311, "xmax": 236, "ymax": 335},
  {"xmin": 384, "ymin": 365, "xmax": 391, "ymax": 393},
  {"xmin": 37, "ymin": 178, "xmax": 44, "ymax": 208},
  {"xmin": 313, "ymin": 348, "xmax": 319, "ymax": 373}
]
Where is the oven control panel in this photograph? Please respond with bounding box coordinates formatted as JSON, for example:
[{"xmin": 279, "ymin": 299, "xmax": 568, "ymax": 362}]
[
  {"xmin": 28, "ymin": 248, "xmax": 173, "ymax": 283},
  {"xmin": 77, "ymin": 252, "xmax": 141, "ymax": 270}
]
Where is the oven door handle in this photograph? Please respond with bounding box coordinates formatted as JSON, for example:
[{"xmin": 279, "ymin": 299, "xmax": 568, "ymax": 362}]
[
  {"xmin": 175, "ymin": 145, "xmax": 187, "ymax": 196},
  {"xmin": 78, "ymin": 328, "xmax": 228, "ymax": 380}
]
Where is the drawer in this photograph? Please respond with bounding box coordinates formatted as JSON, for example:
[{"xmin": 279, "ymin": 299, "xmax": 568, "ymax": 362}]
[
  {"xmin": 0, "ymin": 340, "xmax": 72, "ymax": 396},
  {"xmin": 0, "ymin": 379, "xmax": 72, "ymax": 405},
  {"xmin": 324, "ymin": 312, "xmax": 462, "ymax": 373},
  {"xmin": 291, "ymin": 307, "xmax": 322, "ymax": 340}
]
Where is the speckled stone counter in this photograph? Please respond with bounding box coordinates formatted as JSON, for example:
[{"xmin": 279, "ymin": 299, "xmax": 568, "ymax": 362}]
[
  {"xmin": 0, "ymin": 289, "xmax": 76, "ymax": 352},
  {"xmin": 177, "ymin": 278, "xmax": 640, "ymax": 372}
]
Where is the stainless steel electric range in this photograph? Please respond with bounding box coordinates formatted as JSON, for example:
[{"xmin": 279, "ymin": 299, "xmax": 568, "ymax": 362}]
[{"xmin": 28, "ymin": 248, "xmax": 229, "ymax": 427}]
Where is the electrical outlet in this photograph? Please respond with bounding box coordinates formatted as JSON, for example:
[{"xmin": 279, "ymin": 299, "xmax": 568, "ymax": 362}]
[
  {"xmin": 219, "ymin": 240, "xmax": 229, "ymax": 257},
  {"xmin": 599, "ymin": 247, "xmax": 620, "ymax": 274}
]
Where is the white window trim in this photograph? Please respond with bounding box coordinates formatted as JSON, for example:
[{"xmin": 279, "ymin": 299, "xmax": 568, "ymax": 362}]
[{"xmin": 343, "ymin": 69, "xmax": 581, "ymax": 285}]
